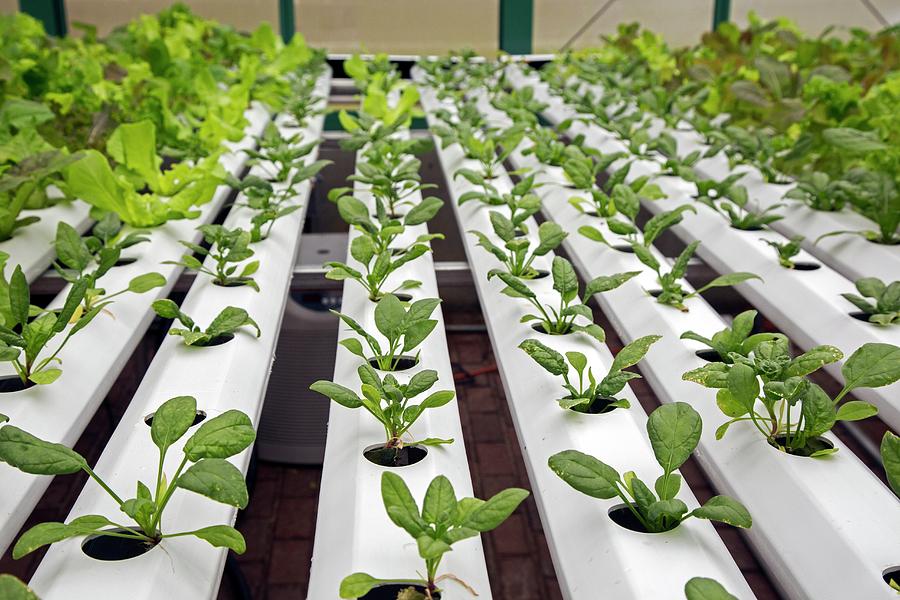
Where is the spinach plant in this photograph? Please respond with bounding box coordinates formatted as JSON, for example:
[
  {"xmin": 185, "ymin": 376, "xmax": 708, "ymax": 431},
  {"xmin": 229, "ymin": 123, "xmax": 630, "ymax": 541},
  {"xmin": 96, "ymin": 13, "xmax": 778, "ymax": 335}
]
[
  {"xmin": 817, "ymin": 169, "xmax": 899, "ymax": 245},
  {"xmin": 782, "ymin": 172, "xmax": 848, "ymax": 211},
  {"xmin": 456, "ymin": 173, "xmax": 542, "ymax": 237},
  {"xmin": 0, "ymin": 395, "xmax": 254, "ymax": 558},
  {"xmin": 841, "ymin": 277, "xmax": 899, "ymax": 326},
  {"xmin": 52, "ymin": 222, "xmax": 165, "ymax": 310},
  {"xmin": 683, "ymin": 340, "xmax": 900, "ymax": 455},
  {"xmin": 167, "ymin": 225, "xmax": 259, "ymax": 291},
  {"xmin": 698, "ymin": 185, "xmax": 783, "ymax": 230},
  {"xmin": 489, "ymin": 256, "xmax": 637, "ymax": 342},
  {"xmin": 0, "ymin": 150, "xmax": 82, "ymax": 241},
  {"xmin": 579, "ymin": 197, "xmax": 694, "ymax": 249},
  {"xmin": 311, "ymin": 364, "xmax": 454, "ymax": 451},
  {"xmin": 332, "ymin": 295, "xmax": 439, "ymax": 371},
  {"xmin": 471, "ymin": 219, "xmax": 566, "ymax": 279},
  {"xmin": 339, "ymin": 472, "xmax": 529, "ymax": 600},
  {"xmin": 549, "ymin": 403, "xmax": 752, "ymax": 533},
  {"xmin": 761, "ymin": 235, "xmax": 804, "ymax": 268},
  {"xmin": 681, "ymin": 309, "xmax": 782, "ymax": 363},
  {"xmin": 245, "ymin": 125, "xmax": 325, "ymax": 183},
  {"xmin": 0, "ymin": 258, "xmax": 102, "ymax": 385},
  {"xmin": 152, "ymin": 300, "xmax": 260, "ymax": 346},
  {"xmin": 631, "ymin": 240, "xmax": 760, "ymax": 311},
  {"xmin": 519, "ymin": 335, "xmax": 659, "ymax": 411},
  {"xmin": 349, "ymin": 141, "xmax": 437, "ymax": 217},
  {"xmin": 685, "ymin": 578, "xmax": 738, "ymax": 600}
]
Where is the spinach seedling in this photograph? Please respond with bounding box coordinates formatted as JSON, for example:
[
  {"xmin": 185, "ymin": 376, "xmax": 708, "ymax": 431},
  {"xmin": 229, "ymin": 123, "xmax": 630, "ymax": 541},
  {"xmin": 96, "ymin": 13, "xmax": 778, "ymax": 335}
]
[
  {"xmin": 685, "ymin": 578, "xmax": 738, "ymax": 600},
  {"xmin": 311, "ymin": 364, "xmax": 454, "ymax": 450},
  {"xmin": 782, "ymin": 172, "xmax": 848, "ymax": 212},
  {"xmin": 325, "ymin": 235, "xmax": 430, "ymax": 302},
  {"xmin": 579, "ymin": 197, "xmax": 694, "ymax": 249},
  {"xmin": 549, "ymin": 403, "xmax": 752, "ymax": 533},
  {"xmin": 245, "ymin": 124, "xmax": 325, "ymax": 183},
  {"xmin": 0, "ymin": 258, "xmax": 103, "ymax": 385},
  {"xmin": 471, "ymin": 218, "xmax": 566, "ymax": 280},
  {"xmin": 815, "ymin": 169, "xmax": 899, "ymax": 245},
  {"xmin": 681, "ymin": 309, "xmax": 783, "ymax": 363},
  {"xmin": 651, "ymin": 133, "xmax": 701, "ymax": 181},
  {"xmin": 52, "ymin": 223, "xmax": 165, "ymax": 310},
  {"xmin": 167, "ymin": 225, "xmax": 259, "ymax": 291},
  {"xmin": 456, "ymin": 173, "xmax": 542, "ymax": 237},
  {"xmin": 693, "ymin": 173, "xmax": 746, "ymax": 203},
  {"xmin": 631, "ymin": 240, "xmax": 760, "ymax": 311},
  {"xmin": 330, "ymin": 188, "xmax": 444, "ymax": 256},
  {"xmin": 699, "ymin": 185, "xmax": 783, "ymax": 231},
  {"xmin": 152, "ymin": 300, "xmax": 260, "ymax": 346},
  {"xmin": 841, "ymin": 277, "xmax": 899, "ymax": 326},
  {"xmin": 350, "ymin": 147, "xmax": 436, "ymax": 217},
  {"xmin": 760, "ymin": 235, "xmax": 804, "ymax": 269},
  {"xmin": 519, "ymin": 334, "xmax": 659, "ymax": 411},
  {"xmin": 489, "ymin": 256, "xmax": 637, "ymax": 341},
  {"xmin": 339, "ymin": 472, "xmax": 529, "ymax": 600},
  {"xmin": 332, "ymin": 295, "xmax": 439, "ymax": 371},
  {"xmin": 683, "ymin": 340, "xmax": 900, "ymax": 456},
  {"xmin": 0, "ymin": 395, "xmax": 254, "ymax": 558}
]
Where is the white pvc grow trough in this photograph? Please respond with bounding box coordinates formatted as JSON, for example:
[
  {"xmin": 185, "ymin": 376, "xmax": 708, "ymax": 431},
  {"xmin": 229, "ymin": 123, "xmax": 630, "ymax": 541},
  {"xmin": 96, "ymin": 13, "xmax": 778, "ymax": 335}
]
[
  {"xmin": 511, "ymin": 64, "xmax": 900, "ymax": 285},
  {"xmin": 513, "ymin": 90, "xmax": 900, "ymax": 432},
  {"xmin": 27, "ymin": 76, "xmax": 330, "ymax": 598},
  {"xmin": 306, "ymin": 143, "xmax": 490, "ymax": 598},
  {"xmin": 483, "ymin": 86, "xmax": 900, "ymax": 597},
  {"xmin": 0, "ymin": 96, "xmax": 277, "ymax": 556},
  {"xmin": 0, "ymin": 193, "xmax": 92, "ymax": 283},
  {"xmin": 417, "ymin": 80, "xmax": 754, "ymax": 599}
]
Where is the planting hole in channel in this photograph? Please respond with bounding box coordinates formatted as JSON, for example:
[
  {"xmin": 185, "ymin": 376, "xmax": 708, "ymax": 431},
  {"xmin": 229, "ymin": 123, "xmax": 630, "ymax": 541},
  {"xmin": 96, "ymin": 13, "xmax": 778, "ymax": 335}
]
[
  {"xmin": 390, "ymin": 293, "xmax": 414, "ymax": 303},
  {"xmin": 882, "ymin": 567, "xmax": 900, "ymax": 591},
  {"xmin": 144, "ymin": 410, "xmax": 206, "ymax": 428},
  {"xmin": 114, "ymin": 257, "xmax": 139, "ymax": 267},
  {"xmin": 730, "ymin": 224, "xmax": 765, "ymax": 232},
  {"xmin": 849, "ymin": 311, "xmax": 876, "ymax": 325},
  {"xmin": 695, "ymin": 349, "xmax": 721, "ymax": 363},
  {"xmin": 791, "ymin": 261, "xmax": 820, "ymax": 271},
  {"xmin": 567, "ymin": 395, "xmax": 620, "ymax": 415},
  {"xmin": 82, "ymin": 529, "xmax": 157, "ymax": 561},
  {"xmin": 368, "ymin": 355, "xmax": 420, "ymax": 372},
  {"xmin": 608, "ymin": 504, "xmax": 677, "ymax": 534},
  {"xmin": 0, "ymin": 376, "xmax": 35, "ymax": 393},
  {"xmin": 359, "ymin": 584, "xmax": 440, "ymax": 600},
  {"xmin": 363, "ymin": 443, "xmax": 428, "ymax": 468},
  {"xmin": 611, "ymin": 243, "xmax": 635, "ymax": 254},
  {"xmin": 213, "ymin": 279, "xmax": 253, "ymax": 288},
  {"xmin": 525, "ymin": 269, "xmax": 550, "ymax": 281},
  {"xmin": 648, "ymin": 289, "xmax": 663, "ymax": 298},
  {"xmin": 194, "ymin": 332, "xmax": 235, "ymax": 348},
  {"xmin": 530, "ymin": 322, "xmax": 574, "ymax": 336},
  {"xmin": 769, "ymin": 435, "xmax": 835, "ymax": 457}
]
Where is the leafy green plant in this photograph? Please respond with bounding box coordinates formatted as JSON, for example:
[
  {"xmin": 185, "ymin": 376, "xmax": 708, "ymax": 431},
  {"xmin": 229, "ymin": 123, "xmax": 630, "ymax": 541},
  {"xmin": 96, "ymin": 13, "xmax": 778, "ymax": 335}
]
[
  {"xmin": 685, "ymin": 577, "xmax": 737, "ymax": 600},
  {"xmin": 817, "ymin": 169, "xmax": 899, "ymax": 245},
  {"xmin": 519, "ymin": 335, "xmax": 659, "ymax": 411},
  {"xmin": 0, "ymin": 257, "xmax": 104, "ymax": 385},
  {"xmin": 348, "ymin": 143, "xmax": 437, "ymax": 217},
  {"xmin": 489, "ymin": 256, "xmax": 637, "ymax": 341},
  {"xmin": 0, "ymin": 574, "xmax": 37, "ymax": 599},
  {"xmin": 631, "ymin": 240, "xmax": 760, "ymax": 311},
  {"xmin": 681, "ymin": 309, "xmax": 783, "ymax": 363},
  {"xmin": 841, "ymin": 277, "xmax": 899, "ymax": 326},
  {"xmin": 311, "ymin": 364, "xmax": 454, "ymax": 451},
  {"xmin": 339, "ymin": 472, "xmax": 529, "ymax": 600},
  {"xmin": 471, "ymin": 218, "xmax": 566, "ymax": 279},
  {"xmin": 651, "ymin": 133, "xmax": 701, "ymax": 181},
  {"xmin": 332, "ymin": 294, "xmax": 439, "ymax": 371},
  {"xmin": 549, "ymin": 403, "xmax": 752, "ymax": 533},
  {"xmin": 0, "ymin": 150, "xmax": 82, "ymax": 241},
  {"xmin": 782, "ymin": 171, "xmax": 848, "ymax": 211},
  {"xmin": 883, "ymin": 431, "xmax": 900, "ymax": 498},
  {"xmin": 245, "ymin": 124, "xmax": 327, "ymax": 184},
  {"xmin": 698, "ymin": 185, "xmax": 783, "ymax": 230},
  {"xmin": 330, "ymin": 188, "xmax": 444, "ymax": 256},
  {"xmin": 52, "ymin": 222, "xmax": 165, "ymax": 310},
  {"xmin": 338, "ymin": 84, "xmax": 419, "ymax": 153},
  {"xmin": 456, "ymin": 172, "xmax": 542, "ymax": 237},
  {"xmin": 167, "ymin": 225, "xmax": 259, "ymax": 291},
  {"xmin": 151, "ymin": 300, "xmax": 260, "ymax": 346},
  {"xmin": 579, "ymin": 197, "xmax": 694, "ymax": 249},
  {"xmin": 0, "ymin": 395, "xmax": 254, "ymax": 558},
  {"xmin": 761, "ymin": 235, "xmax": 804, "ymax": 268},
  {"xmin": 683, "ymin": 340, "xmax": 900, "ymax": 456}
]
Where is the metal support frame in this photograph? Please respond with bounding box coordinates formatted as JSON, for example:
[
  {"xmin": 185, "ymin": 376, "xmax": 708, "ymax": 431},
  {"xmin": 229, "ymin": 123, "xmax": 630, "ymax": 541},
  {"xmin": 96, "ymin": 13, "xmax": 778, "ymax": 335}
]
[
  {"xmin": 712, "ymin": 0, "xmax": 731, "ymax": 30},
  {"xmin": 499, "ymin": 0, "xmax": 533, "ymax": 54},
  {"xmin": 18, "ymin": 0, "xmax": 67, "ymax": 36},
  {"xmin": 279, "ymin": 0, "xmax": 295, "ymax": 43}
]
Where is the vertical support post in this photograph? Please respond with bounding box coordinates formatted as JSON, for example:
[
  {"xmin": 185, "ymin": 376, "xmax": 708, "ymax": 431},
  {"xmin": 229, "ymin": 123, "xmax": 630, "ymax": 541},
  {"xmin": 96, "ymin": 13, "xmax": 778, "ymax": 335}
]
[
  {"xmin": 499, "ymin": 0, "xmax": 533, "ymax": 55},
  {"xmin": 712, "ymin": 0, "xmax": 731, "ymax": 30},
  {"xmin": 18, "ymin": 0, "xmax": 67, "ymax": 37},
  {"xmin": 279, "ymin": 0, "xmax": 295, "ymax": 43}
]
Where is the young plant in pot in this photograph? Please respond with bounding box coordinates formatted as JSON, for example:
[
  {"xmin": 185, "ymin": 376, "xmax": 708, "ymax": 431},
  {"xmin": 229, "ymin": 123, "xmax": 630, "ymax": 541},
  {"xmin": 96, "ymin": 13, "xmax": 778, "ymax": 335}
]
[
  {"xmin": 329, "ymin": 188, "xmax": 445, "ymax": 256},
  {"xmin": 549, "ymin": 402, "xmax": 752, "ymax": 533},
  {"xmin": 0, "ymin": 395, "xmax": 254, "ymax": 559},
  {"xmin": 840, "ymin": 277, "xmax": 899, "ymax": 326},
  {"xmin": 681, "ymin": 309, "xmax": 784, "ymax": 363},
  {"xmin": 152, "ymin": 300, "xmax": 261, "ymax": 347},
  {"xmin": 0, "ymin": 257, "xmax": 105, "ymax": 387},
  {"xmin": 471, "ymin": 218, "xmax": 566, "ymax": 280},
  {"xmin": 52, "ymin": 222, "xmax": 166, "ymax": 311},
  {"xmin": 311, "ymin": 364, "xmax": 455, "ymax": 466},
  {"xmin": 683, "ymin": 339, "xmax": 900, "ymax": 456},
  {"xmin": 166, "ymin": 225, "xmax": 260, "ymax": 291},
  {"xmin": 760, "ymin": 235, "xmax": 805, "ymax": 269},
  {"xmin": 324, "ymin": 236, "xmax": 430, "ymax": 303},
  {"xmin": 488, "ymin": 256, "xmax": 637, "ymax": 342},
  {"xmin": 630, "ymin": 240, "xmax": 760, "ymax": 311},
  {"xmin": 332, "ymin": 294, "xmax": 440, "ymax": 372},
  {"xmin": 339, "ymin": 472, "xmax": 529, "ymax": 599},
  {"xmin": 519, "ymin": 335, "xmax": 660, "ymax": 412}
]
